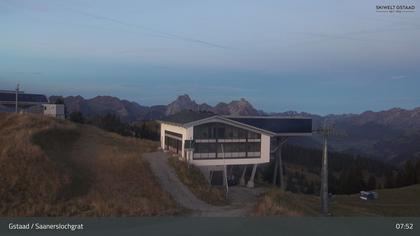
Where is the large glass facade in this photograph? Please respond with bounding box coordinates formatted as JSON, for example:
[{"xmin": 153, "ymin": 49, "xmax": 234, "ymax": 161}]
[
  {"xmin": 193, "ymin": 122, "xmax": 261, "ymax": 159},
  {"xmin": 194, "ymin": 122, "xmax": 260, "ymax": 139}
]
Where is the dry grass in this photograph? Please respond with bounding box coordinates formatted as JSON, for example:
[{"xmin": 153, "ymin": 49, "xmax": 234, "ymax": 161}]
[
  {"xmin": 254, "ymin": 184, "xmax": 420, "ymax": 216},
  {"xmin": 330, "ymin": 184, "xmax": 420, "ymax": 216},
  {"xmin": 253, "ymin": 189, "xmax": 319, "ymax": 216},
  {"xmin": 168, "ymin": 157, "xmax": 228, "ymax": 206},
  {"xmin": 0, "ymin": 113, "xmax": 180, "ymax": 216}
]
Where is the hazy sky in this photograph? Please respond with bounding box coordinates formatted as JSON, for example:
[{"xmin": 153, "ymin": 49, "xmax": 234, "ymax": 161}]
[{"xmin": 1, "ymin": 0, "xmax": 419, "ymax": 115}]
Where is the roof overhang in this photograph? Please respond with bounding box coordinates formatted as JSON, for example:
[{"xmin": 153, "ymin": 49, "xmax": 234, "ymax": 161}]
[
  {"xmin": 184, "ymin": 115, "xmax": 275, "ymax": 136},
  {"xmin": 157, "ymin": 120, "xmax": 187, "ymax": 128},
  {"xmin": 225, "ymin": 115, "xmax": 313, "ymax": 137},
  {"xmin": 159, "ymin": 115, "xmax": 313, "ymax": 137}
]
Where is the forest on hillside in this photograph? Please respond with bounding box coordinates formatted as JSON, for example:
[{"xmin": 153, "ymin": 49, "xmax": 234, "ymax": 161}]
[
  {"xmin": 69, "ymin": 111, "xmax": 160, "ymax": 141},
  {"xmin": 261, "ymin": 145, "xmax": 420, "ymax": 195},
  {"xmin": 68, "ymin": 111, "xmax": 420, "ymax": 195}
]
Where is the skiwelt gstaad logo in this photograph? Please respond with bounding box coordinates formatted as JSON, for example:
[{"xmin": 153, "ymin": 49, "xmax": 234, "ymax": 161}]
[{"xmin": 376, "ymin": 3, "xmax": 416, "ymax": 13}]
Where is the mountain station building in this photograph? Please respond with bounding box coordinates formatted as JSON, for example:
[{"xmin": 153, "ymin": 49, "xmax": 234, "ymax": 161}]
[{"xmin": 159, "ymin": 111, "xmax": 312, "ymax": 187}]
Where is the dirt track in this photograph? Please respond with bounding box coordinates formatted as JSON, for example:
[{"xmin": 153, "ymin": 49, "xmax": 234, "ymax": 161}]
[{"xmin": 143, "ymin": 151, "xmax": 267, "ymax": 216}]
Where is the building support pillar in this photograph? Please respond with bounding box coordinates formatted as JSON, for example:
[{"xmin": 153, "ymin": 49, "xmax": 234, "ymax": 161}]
[
  {"xmin": 223, "ymin": 165, "xmax": 229, "ymax": 199},
  {"xmin": 240, "ymin": 165, "xmax": 247, "ymax": 186},
  {"xmin": 278, "ymin": 144, "xmax": 285, "ymax": 191},
  {"xmin": 186, "ymin": 150, "xmax": 192, "ymax": 169},
  {"xmin": 272, "ymin": 137, "xmax": 287, "ymax": 190},
  {"xmin": 272, "ymin": 157, "xmax": 279, "ymax": 185},
  {"xmin": 246, "ymin": 164, "xmax": 258, "ymax": 188}
]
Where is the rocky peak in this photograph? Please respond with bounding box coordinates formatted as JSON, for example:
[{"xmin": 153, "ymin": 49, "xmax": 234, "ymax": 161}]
[
  {"xmin": 226, "ymin": 98, "xmax": 259, "ymax": 116},
  {"xmin": 176, "ymin": 94, "xmax": 192, "ymax": 103},
  {"xmin": 165, "ymin": 95, "xmax": 259, "ymax": 116},
  {"xmin": 165, "ymin": 94, "xmax": 199, "ymax": 115}
]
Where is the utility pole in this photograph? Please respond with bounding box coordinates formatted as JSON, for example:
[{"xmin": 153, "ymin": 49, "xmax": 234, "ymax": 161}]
[
  {"xmin": 15, "ymin": 83, "xmax": 20, "ymax": 113},
  {"xmin": 321, "ymin": 131, "xmax": 329, "ymax": 216},
  {"xmin": 316, "ymin": 120, "xmax": 335, "ymax": 216}
]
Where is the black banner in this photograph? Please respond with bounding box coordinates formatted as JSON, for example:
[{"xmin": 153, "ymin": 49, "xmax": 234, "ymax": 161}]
[{"xmin": 0, "ymin": 217, "xmax": 419, "ymax": 236}]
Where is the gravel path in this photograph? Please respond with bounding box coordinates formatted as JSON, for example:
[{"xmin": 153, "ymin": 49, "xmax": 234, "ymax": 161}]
[{"xmin": 143, "ymin": 151, "xmax": 267, "ymax": 216}]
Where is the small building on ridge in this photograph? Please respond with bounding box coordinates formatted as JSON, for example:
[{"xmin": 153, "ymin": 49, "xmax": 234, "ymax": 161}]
[{"xmin": 0, "ymin": 90, "xmax": 65, "ymax": 119}]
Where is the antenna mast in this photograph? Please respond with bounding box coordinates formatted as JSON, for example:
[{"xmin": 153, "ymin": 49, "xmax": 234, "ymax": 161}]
[{"xmin": 15, "ymin": 83, "xmax": 20, "ymax": 113}]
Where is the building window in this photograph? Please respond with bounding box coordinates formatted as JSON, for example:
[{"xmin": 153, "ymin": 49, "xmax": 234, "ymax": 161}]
[
  {"xmin": 217, "ymin": 127, "xmax": 225, "ymax": 138},
  {"xmin": 192, "ymin": 122, "xmax": 261, "ymax": 159},
  {"xmin": 195, "ymin": 143, "xmax": 217, "ymax": 153},
  {"xmin": 246, "ymin": 142, "xmax": 261, "ymax": 152},
  {"xmin": 194, "ymin": 122, "xmax": 260, "ymax": 140},
  {"xmin": 194, "ymin": 124, "xmax": 209, "ymax": 139},
  {"xmin": 226, "ymin": 126, "xmax": 234, "ymax": 138},
  {"xmin": 210, "ymin": 127, "xmax": 217, "ymax": 139},
  {"xmin": 247, "ymin": 131, "xmax": 260, "ymax": 139},
  {"xmin": 238, "ymin": 129, "xmax": 247, "ymax": 139}
]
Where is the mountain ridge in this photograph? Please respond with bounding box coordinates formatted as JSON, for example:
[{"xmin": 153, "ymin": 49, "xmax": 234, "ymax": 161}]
[
  {"xmin": 49, "ymin": 94, "xmax": 420, "ymax": 164},
  {"xmin": 50, "ymin": 94, "xmax": 262, "ymax": 122},
  {"xmin": 51, "ymin": 94, "xmax": 420, "ymax": 123}
]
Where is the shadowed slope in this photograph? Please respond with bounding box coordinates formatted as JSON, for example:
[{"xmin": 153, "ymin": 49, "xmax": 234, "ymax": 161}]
[{"xmin": 0, "ymin": 113, "xmax": 179, "ymax": 216}]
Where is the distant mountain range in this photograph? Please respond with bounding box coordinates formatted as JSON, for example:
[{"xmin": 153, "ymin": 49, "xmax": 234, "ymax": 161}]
[
  {"xmin": 49, "ymin": 94, "xmax": 420, "ymax": 165},
  {"xmin": 273, "ymin": 108, "xmax": 420, "ymax": 165},
  {"xmin": 166, "ymin": 95, "xmax": 261, "ymax": 116},
  {"xmin": 320, "ymin": 108, "xmax": 420, "ymax": 164},
  {"xmin": 50, "ymin": 94, "xmax": 260, "ymax": 122}
]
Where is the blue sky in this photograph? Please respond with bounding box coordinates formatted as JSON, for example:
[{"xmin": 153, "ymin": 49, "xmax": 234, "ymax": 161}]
[{"xmin": 0, "ymin": 0, "xmax": 419, "ymax": 115}]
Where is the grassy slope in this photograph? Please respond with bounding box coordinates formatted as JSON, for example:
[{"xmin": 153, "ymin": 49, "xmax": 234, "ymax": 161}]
[
  {"xmin": 0, "ymin": 113, "xmax": 179, "ymax": 216},
  {"xmin": 167, "ymin": 157, "xmax": 227, "ymax": 206},
  {"xmin": 254, "ymin": 184, "xmax": 420, "ymax": 216}
]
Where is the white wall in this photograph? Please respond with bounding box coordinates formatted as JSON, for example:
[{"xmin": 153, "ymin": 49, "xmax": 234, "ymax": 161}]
[
  {"xmin": 260, "ymin": 133, "xmax": 271, "ymax": 163},
  {"xmin": 42, "ymin": 104, "xmax": 65, "ymax": 119},
  {"xmin": 160, "ymin": 123, "xmax": 188, "ymax": 158}
]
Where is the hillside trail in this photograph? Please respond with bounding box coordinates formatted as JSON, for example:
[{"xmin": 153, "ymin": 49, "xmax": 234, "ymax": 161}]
[
  {"xmin": 57, "ymin": 124, "xmax": 266, "ymax": 217},
  {"xmin": 143, "ymin": 151, "xmax": 268, "ymax": 216}
]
